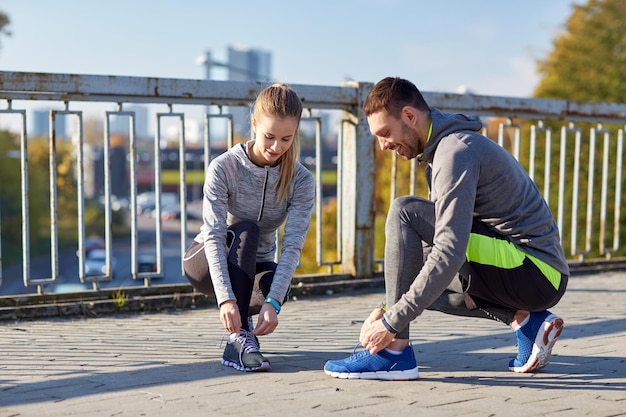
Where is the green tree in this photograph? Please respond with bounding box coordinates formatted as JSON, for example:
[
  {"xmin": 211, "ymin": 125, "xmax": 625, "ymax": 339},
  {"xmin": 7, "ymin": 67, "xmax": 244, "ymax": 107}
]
[
  {"xmin": 0, "ymin": 131, "xmax": 49, "ymax": 264},
  {"xmin": 534, "ymin": 0, "xmax": 626, "ymax": 102},
  {"xmin": 533, "ymin": 0, "xmax": 626, "ymax": 260},
  {"xmin": 0, "ymin": 131, "xmax": 24, "ymax": 261},
  {"xmin": 0, "ymin": 131, "xmax": 129, "ymax": 266}
]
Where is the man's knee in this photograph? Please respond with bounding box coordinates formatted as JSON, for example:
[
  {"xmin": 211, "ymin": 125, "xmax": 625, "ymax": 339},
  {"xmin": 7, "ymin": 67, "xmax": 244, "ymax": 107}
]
[{"xmin": 391, "ymin": 195, "xmax": 432, "ymax": 217}]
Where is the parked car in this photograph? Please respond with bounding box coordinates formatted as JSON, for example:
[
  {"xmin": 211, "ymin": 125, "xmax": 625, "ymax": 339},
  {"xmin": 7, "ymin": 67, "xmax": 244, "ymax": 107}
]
[
  {"xmin": 83, "ymin": 236, "xmax": 105, "ymax": 256},
  {"xmin": 137, "ymin": 192, "xmax": 178, "ymax": 215},
  {"xmin": 84, "ymin": 248, "xmax": 116, "ymax": 278},
  {"xmin": 159, "ymin": 203, "xmax": 181, "ymax": 221},
  {"xmin": 137, "ymin": 254, "xmax": 158, "ymax": 274},
  {"xmin": 155, "ymin": 202, "xmax": 202, "ymax": 221}
]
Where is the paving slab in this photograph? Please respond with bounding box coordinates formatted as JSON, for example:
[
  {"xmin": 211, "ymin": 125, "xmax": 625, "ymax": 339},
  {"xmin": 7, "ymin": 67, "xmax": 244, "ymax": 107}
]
[{"xmin": 1, "ymin": 271, "xmax": 625, "ymax": 417}]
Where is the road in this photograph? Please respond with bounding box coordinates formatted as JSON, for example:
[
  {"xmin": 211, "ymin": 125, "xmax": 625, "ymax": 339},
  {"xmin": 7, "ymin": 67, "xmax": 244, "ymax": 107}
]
[{"xmin": 0, "ymin": 212, "xmax": 202, "ymax": 296}]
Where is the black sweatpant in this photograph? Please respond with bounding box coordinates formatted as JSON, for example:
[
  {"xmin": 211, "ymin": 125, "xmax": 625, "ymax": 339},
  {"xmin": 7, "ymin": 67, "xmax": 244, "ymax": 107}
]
[
  {"xmin": 183, "ymin": 221, "xmax": 277, "ymax": 331},
  {"xmin": 385, "ymin": 195, "xmax": 567, "ymax": 339}
]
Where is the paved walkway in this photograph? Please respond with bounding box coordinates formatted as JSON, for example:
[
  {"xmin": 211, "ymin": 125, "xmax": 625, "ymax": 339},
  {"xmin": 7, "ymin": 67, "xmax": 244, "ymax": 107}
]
[{"xmin": 1, "ymin": 271, "xmax": 625, "ymax": 417}]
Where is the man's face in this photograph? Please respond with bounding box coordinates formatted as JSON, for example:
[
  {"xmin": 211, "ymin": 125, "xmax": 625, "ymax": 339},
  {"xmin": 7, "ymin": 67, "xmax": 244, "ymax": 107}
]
[{"xmin": 367, "ymin": 109, "xmax": 422, "ymax": 160}]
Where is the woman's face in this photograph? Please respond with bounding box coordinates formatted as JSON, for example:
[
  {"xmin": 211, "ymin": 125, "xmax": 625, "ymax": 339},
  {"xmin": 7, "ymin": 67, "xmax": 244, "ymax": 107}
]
[{"xmin": 250, "ymin": 114, "xmax": 299, "ymax": 166}]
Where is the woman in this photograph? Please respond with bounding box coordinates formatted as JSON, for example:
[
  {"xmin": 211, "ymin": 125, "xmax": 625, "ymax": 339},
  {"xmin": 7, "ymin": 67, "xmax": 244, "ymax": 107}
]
[{"xmin": 183, "ymin": 83, "xmax": 315, "ymax": 372}]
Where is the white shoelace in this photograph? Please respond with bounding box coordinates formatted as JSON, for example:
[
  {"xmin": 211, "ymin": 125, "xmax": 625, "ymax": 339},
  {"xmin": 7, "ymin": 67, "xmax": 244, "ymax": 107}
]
[{"xmin": 235, "ymin": 330, "xmax": 260, "ymax": 353}]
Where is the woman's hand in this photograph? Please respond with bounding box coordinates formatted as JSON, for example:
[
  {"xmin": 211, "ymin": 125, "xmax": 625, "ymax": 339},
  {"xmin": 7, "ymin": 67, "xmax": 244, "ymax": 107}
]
[
  {"xmin": 252, "ymin": 303, "xmax": 279, "ymax": 336},
  {"xmin": 219, "ymin": 300, "xmax": 242, "ymax": 335}
]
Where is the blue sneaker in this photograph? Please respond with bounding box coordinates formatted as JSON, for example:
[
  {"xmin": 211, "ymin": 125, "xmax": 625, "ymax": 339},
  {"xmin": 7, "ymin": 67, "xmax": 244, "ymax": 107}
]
[
  {"xmin": 324, "ymin": 345, "xmax": 419, "ymax": 380},
  {"xmin": 509, "ymin": 310, "xmax": 564, "ymax": 373}
]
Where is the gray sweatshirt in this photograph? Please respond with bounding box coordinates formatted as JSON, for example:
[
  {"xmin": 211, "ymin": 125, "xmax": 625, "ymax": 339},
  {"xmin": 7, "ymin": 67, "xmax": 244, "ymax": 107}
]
[
  {"xmin": 193, "ymin": 141, "xmax": 315, "ymax": 306},
  {"xmin": 385, "ymin": 108, "xmax": 570, "ymax": 332}
]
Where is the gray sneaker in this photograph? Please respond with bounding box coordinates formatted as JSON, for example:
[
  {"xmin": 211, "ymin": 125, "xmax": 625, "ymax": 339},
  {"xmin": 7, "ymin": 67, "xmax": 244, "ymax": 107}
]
[{"xmin": 221, "ymin": 329, "xmax": 270, "ymax": 372}]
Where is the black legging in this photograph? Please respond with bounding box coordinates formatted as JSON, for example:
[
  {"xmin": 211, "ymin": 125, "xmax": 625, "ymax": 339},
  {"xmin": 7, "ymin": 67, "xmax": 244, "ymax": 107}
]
[{"xmin": 183, "ymin": 221, "xmax": 277, "ymax": 331}]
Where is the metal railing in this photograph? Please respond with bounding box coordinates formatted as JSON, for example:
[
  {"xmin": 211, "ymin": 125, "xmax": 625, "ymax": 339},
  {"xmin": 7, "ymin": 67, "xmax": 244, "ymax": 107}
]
[{"xmin": 1, "ymin": 71, "xmax": 625, "ymax": 299}]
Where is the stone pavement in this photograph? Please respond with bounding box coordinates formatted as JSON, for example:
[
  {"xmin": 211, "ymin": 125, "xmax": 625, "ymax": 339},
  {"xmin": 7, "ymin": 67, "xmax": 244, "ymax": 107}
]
[{"xmin": 1, "ymin": 271, "xmax": 625, "ymax": 417}]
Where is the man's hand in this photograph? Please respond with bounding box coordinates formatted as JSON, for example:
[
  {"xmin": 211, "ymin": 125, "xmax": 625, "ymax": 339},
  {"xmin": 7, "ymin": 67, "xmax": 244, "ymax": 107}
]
[
  {"xmin": 359, "ymin": 307, "xmax": 385, "ymax": 343},
  {"xmin": 359, "ymin": 308, "xmax": 395, "ymax": 355}
]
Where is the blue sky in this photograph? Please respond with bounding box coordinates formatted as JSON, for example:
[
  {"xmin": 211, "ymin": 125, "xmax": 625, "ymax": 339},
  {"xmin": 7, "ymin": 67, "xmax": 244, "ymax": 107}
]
[{"xmin": 1, "ymin": 0, "xmax": 582, "ymax": 98}]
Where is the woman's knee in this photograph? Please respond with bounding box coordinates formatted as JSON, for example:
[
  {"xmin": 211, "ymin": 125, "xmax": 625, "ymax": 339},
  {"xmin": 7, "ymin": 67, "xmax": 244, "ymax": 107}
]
[
  {"xmin": 183, "ymin": 241, "xmax": 213, "ymax": 294},
  {"xmin": 184, "ymin": 262, "xmax": 214, "ymax": 295},
  {"xmin": 227, "ymin": 221, "xmax": 260, "ymax": 251},
  {"xmin": 228, "ymin": 221, "xmax": 260, "ymax": 237}
]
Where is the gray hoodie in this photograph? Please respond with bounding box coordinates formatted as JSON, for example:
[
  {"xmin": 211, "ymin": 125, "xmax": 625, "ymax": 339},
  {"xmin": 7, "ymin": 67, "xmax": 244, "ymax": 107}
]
[
  {"xmin": 193, "ymin": 141, "xmax": 315, "ymax": 306},
  {"xmin": 385, "ymin": 108, "xmax": 569, "ymax": 332}
]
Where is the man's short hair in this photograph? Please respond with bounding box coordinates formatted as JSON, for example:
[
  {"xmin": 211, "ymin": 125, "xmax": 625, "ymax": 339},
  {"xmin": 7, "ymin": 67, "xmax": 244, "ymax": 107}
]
[{"xmin": 363, "ymin": 77, "xmax": 429, "ymax": 117}]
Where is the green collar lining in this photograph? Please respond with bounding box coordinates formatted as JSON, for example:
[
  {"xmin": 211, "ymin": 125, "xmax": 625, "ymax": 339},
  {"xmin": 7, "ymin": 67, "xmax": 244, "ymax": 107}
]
[{"xmin": 417, "ymin": 122, "xmax": 433, "ymax": 160}]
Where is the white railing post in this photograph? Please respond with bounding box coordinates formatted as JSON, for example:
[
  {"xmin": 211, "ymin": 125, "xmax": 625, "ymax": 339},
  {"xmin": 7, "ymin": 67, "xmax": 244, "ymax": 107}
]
[{"xmin": 339, "ymin": 82, "xmax": 376, "ymax": 278}]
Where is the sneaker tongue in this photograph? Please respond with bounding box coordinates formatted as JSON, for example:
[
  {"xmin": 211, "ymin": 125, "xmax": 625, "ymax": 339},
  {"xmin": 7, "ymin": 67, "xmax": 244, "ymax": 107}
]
[
  {"xmin": 239, "ymin": 332, "xmax": 260, "ymax": 353},
  {"xmin": 242, "ymin": 345, "xmax": 258, "ymax": 354}
]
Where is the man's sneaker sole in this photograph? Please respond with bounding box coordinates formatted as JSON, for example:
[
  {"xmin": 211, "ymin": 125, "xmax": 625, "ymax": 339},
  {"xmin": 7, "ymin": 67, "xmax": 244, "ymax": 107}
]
[
  {"xmin": 221, "ymin": 358, "xmax": 271, "ymax": 372},
  {"xmin": 537, "ymin": 316, "xmax": 564, "ymax": 369},
  {"xmin": 510, "ymin": 314, "xmax": 564, "ymax": 373},
  {"xmin": 324, "ymin": 367, "xmax": 419, "ymax": 381}
]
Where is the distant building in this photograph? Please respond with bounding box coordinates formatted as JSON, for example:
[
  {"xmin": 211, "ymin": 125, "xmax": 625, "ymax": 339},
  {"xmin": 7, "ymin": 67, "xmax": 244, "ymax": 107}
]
[
  {"xmin": 227, "ymin": 45, "xmax": 272, "ymax": 137},
  {"xmin": 227, "ymin": 45, "xmax": 272, "ymax": 82},
  {"xmin": 197, "ymin": 45, "xmax": 272, "ymax": 139},
  {"xmin": 228, "ymin": 46, "xmax": 272, "ymax": 137},
  {"xmin": 91, "ymin": 135, "xmax": 128, "ymax": 200},
  {"xmin": 31, "ymin": 109, "xmax": 67, "ymax": 138},
  {"xmin": 108, "ymin": 105, "xmax": 150, "ymax": 140}
]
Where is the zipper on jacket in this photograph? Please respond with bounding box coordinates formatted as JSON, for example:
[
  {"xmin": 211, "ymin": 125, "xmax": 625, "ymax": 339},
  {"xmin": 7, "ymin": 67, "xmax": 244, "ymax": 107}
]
[{"xmin": 257, "ymin": 166, "xmax": 269, "ymax": 221}]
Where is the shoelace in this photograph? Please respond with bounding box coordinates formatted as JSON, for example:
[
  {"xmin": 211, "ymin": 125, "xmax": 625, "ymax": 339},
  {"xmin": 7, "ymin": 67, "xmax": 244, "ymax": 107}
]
[
  {"xmin": 218, "ymin": 317, "xmax": 255, "ymax": 348},
  {"xmin": 345, "ymin": 343, "xmax": 371, "ymax": 360},
  {"xmin": 236, "ymin": 330, "xmax": 260, "ymax": 353},
  {"xmin": 236, "ymin": 330, "xmax": 261, "ymax": 369},
  {"xmin": 349, "ymin": 342, "xmax": 411, "ymax": 358}
]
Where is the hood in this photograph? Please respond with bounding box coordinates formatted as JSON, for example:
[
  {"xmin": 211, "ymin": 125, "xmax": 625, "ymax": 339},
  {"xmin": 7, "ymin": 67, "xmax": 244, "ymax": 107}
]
[{"xmin": 419, "ymin": 107, "xmax": 483, "ymax": 163}]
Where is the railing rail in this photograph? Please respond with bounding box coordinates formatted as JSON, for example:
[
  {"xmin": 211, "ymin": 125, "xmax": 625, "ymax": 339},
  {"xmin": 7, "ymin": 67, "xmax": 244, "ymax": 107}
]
[{"xmin": 1, "ymin": 71, "xmax": 625, "ymax": 299}]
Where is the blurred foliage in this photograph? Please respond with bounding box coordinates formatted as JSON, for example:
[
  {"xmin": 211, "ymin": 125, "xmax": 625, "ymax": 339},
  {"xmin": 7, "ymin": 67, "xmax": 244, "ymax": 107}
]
[
  {"xmin": 0, "ymin": 131, "xmax": 25, "ymax": 263},
  {"xmin": 299, "ymin": 198, "xmax": 339, "ymax": 274},
  {"xmin": 532, "ymin": 0, "xmax": 626, "ymax": 260},
  {"xmin": 371, "ymin": 147, "xmax": 429, "ymax": 261},
  {"xmin": 0, "ymin": 131, "xmax": 128, "ymax": 266},
  {"xmin": 535, "ymin": 0, "xmax": 626, "ymax": 103},
  {"xmin": 296, "ymin": 148, "xmax": 430, "ymax": 275}
]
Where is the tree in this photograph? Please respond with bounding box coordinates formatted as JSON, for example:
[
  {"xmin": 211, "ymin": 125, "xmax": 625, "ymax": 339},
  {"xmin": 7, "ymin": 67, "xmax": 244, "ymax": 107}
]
[
  {"xmin": 533, "ymin": 0, "xmax": 626, "ymax": 260},
  {"xmin": 0, "ymin": 11, "xmax": 10, "ymax": 50},
  {"xmin": 0, "ymin": 131, "xmax": 49, "ymax": 264},
  {"xmin": 534, "ymin": 0, "xmax": 626, "ymax": 102}
]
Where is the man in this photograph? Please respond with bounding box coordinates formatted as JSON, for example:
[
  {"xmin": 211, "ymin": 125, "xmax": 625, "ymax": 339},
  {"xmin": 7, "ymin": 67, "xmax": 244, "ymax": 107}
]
[{"xmin": 324, "ymin": 77, "xmax": 569, "ymax": 380}]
